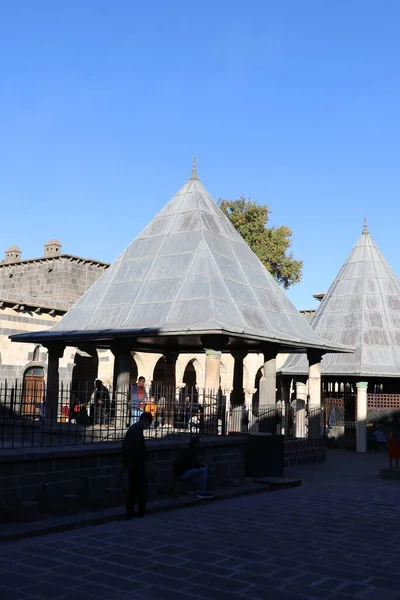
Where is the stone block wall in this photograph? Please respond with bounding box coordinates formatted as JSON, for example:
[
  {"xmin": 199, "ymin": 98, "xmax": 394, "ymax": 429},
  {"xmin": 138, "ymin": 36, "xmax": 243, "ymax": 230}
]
[
  {"xmin": 0, "ymin": 436, "xmax": 247, "ymax": 520},
  {"xmin": 0, "ymin": 256, "xmax": 107, "ymax": 304},
  {"xmin": 284, "ymin": 438, "xmax": 327, "ymax": 466}
]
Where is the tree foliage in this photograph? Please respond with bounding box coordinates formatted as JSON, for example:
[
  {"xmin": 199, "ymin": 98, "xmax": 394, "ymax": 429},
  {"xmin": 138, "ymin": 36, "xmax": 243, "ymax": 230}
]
[{"xmin": 218, "ymin": 196, "xmax": 303, "ymax": 289}]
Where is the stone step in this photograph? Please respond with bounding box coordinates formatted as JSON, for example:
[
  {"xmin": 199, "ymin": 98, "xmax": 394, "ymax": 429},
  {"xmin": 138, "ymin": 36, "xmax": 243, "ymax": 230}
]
[{"xmin": 253, "ymin": 477, "xmax": 302, "ymax": 490}]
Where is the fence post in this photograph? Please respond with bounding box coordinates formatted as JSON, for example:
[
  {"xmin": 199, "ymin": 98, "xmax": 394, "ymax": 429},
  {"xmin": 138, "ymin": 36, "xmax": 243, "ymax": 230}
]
[{"xmin": 356, "ymin": 382, "xmax": 368, "ymax": 453}]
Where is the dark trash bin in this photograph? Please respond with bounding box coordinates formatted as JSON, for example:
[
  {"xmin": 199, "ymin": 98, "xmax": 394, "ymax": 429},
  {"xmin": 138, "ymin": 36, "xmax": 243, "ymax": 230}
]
[{"xmin": 245, "ymin": 433, "xmax": 284, "ymax": 478}]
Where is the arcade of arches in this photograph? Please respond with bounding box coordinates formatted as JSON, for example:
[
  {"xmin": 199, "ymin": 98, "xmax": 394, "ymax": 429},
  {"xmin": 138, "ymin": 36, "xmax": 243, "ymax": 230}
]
[{"xmin": 29, "ymin": 347, "xmax": 291, "ymax": 408}]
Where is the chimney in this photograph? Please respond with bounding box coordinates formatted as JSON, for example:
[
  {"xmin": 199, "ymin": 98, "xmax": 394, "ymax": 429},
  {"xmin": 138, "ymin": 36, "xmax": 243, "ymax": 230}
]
[
  {"xmin": 44, "ymin": 239, "xmax": 62, "ymax": 258},
  {"xmin": 4, "ymin": 245, "xmax": 22, "ymax": 263}
]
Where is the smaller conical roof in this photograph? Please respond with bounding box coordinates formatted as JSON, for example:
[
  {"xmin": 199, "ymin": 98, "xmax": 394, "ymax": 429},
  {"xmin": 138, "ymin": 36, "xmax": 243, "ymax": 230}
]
[
  {"xmin": 281, "ymin": 222, "xmax": 400, "ymax": 377},
  {"xmin": 45, "ymin": 239, "xmax": 61, "ymax": 246},
  {"xmin": 6, "ymin": 244, "xmax": 21, "ymax": 252}
]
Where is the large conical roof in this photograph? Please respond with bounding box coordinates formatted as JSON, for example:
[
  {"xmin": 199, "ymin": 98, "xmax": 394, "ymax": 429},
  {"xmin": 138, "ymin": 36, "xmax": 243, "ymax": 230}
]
[
  {"xmin": 282, "ymin": 223, "xmax": 400, "ymax": 377},
  {"xmin": 11, "ymin": 167, "xmax": 351, "ymax": 352}
]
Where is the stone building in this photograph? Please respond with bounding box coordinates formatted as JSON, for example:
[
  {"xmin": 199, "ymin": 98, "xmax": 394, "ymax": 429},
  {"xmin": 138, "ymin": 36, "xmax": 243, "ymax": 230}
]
[{"xmin": 0, "ymin": 240, "xmax": 109, "ymax": 388}]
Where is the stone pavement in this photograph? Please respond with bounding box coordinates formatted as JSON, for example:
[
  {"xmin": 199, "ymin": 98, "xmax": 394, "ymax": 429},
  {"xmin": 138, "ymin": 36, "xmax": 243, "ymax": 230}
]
[{"xmin": 1, "ymin": 449, "xmax": 400, "ymax": 600}]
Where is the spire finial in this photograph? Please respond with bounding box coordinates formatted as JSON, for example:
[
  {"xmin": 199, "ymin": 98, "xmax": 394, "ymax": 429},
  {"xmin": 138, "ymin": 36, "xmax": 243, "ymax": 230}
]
[
  {"xmin": 190, "ymin": 156, "xmax": 199, "ymax": 181},
  {"xmin": 363, "ymin": 217, "xmax": 368, "ymax": 234}
]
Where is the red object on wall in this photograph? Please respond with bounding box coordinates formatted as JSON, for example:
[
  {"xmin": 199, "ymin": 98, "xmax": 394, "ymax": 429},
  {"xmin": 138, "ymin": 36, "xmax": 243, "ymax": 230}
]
[{"xmin": 388, "ymin": 441, "xmax": 399, "ymax": 459}]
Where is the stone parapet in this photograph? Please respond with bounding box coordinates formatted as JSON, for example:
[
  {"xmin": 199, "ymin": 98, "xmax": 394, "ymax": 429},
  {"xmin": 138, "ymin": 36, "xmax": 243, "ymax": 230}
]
[
  {"xmin": 0, "ymin": 436, "xmax": 247, "ymax": 520},
  {"xmin": 284, "ymin": 438, "xmax": 326, "ymax": 466}
]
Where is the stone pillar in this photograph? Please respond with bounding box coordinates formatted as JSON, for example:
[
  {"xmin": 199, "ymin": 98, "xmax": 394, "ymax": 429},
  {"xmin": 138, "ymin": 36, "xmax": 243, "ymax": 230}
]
[
  {"xmin": 230, "ymin": 351, "xmax": 247, "ymax": 408},
  {"xmin": 224, "ymin": 387, "xmax": 232, "ymax": 433},
  {"xmin": 307, "ymin": 350, "xmax": 323, "ymax": 439},
  {"xmin": 295, "ymin": 380, "xmax": 307, "ymax": 438},
  {"xmin": 280, "ymin": 378, "xmax": 290, "ymax": 436},
  {"xmin": 230, "ymin": 351, "xmax": 246, "ymax": 431},
  {"xmin": 356, "ymin": 382, "xmax": 368, "ymax": 453},
  {"xmin": 112, "ymin": 348, "xmax": 132, "ymax": 427},
  {"xmin": 244, "ymin": 387, "xmax": 256, "ymax": 411},
  {"xmin": 165, "ymin": 352, "xmax": 178, "ymax": 391},
  {"xmin": 259, "ymin": 347, "xmax": 277, "ymax": 407},
  {"xmin": 45, "ymin": 344, "xmax": 65, "ymax": 421},
  {"xmin": 204, "ymin": 349, "xmax": 221, "ymax": 399}
]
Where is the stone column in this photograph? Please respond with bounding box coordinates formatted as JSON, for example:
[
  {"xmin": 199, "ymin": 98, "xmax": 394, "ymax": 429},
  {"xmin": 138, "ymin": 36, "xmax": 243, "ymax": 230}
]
[
  {"xmin": 45, "ymin": 344, "xmax": 65, "ymax": 422},
  {"xmin": 259, "ymin": 347, "xmax": 278, "ymax": 407},
  {"xmin": 231, "ymin": 350, "xmax": 247, "ymax": 408},
  {"xmin": 280, "ymin": 378, "xmax": 290, "ymax": 436},
  {"xmin": 112, "ymin": 347, "xmax": 132, "ymax": 427},
  {"xmin": 295, "ymin": 380, "xmax": 307, "ymax": 438},
  {"xmin": 204, "ymin": 349, "xmax": 221, "ymax": 400},
  {"xmin": 356, "ymin": 382, "xmax": 368, "ymax": 453},
  {"xmin": 224, "ymin": 387, "xmax": 232, "ymax": 433},
  {"xmin": 165, "ymin": 352, "xmax": 178, "ymax": 391},
  {"xmin": 229, "ymin": 351, "xmax": 246, "ymax": 431},
  {"xmin": 307, "ymin": 350, "xmax": 323, "ymax": 439}
]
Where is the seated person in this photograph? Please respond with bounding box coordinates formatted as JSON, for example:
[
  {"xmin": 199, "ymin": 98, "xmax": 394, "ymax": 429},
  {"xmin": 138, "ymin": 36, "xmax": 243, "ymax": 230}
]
[
  {"xmin": 174, "ymin": 437, "xmax": 214, "ymax": 499},
  {"xmin": 367, "ymin": 428, "xmax": 387, "ymax": 452}
]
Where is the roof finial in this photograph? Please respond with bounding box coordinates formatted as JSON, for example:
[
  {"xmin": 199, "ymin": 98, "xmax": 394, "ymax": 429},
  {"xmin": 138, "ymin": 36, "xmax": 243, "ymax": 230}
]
[
  {"xmin": 190, "ymin": 156, "xmax": 199, "ymax": 181},
  {"xmin": 363, "ymin": 217, "xmax": 368, "ymax": 234}
]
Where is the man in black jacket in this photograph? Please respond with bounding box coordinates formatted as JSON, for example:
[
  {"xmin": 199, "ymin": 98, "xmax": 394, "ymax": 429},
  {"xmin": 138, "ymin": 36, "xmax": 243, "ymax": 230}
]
[
  {"xmin": 174, "ymin": 437, "xmax": 214, "ymax": 499},
  {"xmin": 122, "ymin": 412, "xmax": 153, "ymax": 519}
]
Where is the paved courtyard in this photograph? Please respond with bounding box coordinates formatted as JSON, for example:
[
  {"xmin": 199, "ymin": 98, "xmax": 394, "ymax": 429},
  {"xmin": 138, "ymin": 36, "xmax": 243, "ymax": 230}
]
[{"xmin": 0, "ymin": 450, "xmax": 399, "ymax": 600}]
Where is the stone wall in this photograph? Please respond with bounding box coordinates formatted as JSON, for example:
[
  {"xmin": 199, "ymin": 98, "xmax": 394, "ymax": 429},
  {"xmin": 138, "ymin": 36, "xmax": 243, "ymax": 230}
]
[
  {"xmin": 0, "ymin": 436, "xmax": 247, "ymax": 520},
  {"xmin": 0, "ymin": 256, "xmax": 107, "ymax": 304},
  {"xmin": 284, "ymin": 438, "xmax": 327, "ymax": 466}
]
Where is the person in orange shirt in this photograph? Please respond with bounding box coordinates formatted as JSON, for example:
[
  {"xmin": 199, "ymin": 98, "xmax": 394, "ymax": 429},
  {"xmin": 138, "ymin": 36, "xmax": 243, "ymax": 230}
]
[
  {"xmin": 130, "ymin": 376, "xmax": 147, "ymax": 425},
  {"xmin": 144, "ymin": 396, "xmax": 157, "ymax": 427}
]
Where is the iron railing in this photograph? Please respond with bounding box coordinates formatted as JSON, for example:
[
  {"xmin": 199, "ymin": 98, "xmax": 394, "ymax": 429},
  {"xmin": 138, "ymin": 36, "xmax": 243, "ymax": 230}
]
[
  {"xmin": 0, "ymin": 380, "xmax": 328, "ymax": 449},
  {"xmin": 0, "ymin": 382, "xmax": 227, "ymax": 449}
]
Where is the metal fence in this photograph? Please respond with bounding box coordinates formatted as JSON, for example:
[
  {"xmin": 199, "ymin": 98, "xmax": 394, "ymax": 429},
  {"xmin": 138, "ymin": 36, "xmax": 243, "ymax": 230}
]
[
  {"xmin": 0, "ymin": 380, "xmax": 328, "ymax": 449},
  {"xmin": 0, "ymin": 382, "xmax": 226, "ymax": 449}
]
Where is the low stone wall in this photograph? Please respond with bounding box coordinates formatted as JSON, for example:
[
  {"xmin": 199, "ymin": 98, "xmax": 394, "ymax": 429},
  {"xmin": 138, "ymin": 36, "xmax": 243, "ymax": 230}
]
[
  {"xmin": 0, "ymin": 436, "xmax": 326, "ymax": 521},
  {"xmin": 0, "ymin": 436, "xmax": 247, "ymax": 521},
  {"xmin": 284, "ymin": 438, "xmax": 327, "ymax": 466}
]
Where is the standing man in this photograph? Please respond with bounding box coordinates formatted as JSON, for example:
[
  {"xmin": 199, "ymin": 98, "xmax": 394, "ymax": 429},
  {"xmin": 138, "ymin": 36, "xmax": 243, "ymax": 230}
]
[
  {"xmin": 130, "ymin": 376, "xmax": 148, "ymax": 425},
  {"xmin": 122, "ymin": 411, "xmax": 153, "ymax": 519},
  {"xmin": 92, "ymin": 379, "xmax": 110, "ymax": 425}
]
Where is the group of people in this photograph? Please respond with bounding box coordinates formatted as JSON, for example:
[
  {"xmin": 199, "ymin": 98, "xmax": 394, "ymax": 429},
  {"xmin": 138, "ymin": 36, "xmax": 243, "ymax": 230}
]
[
  {"xmin": 122, "ymin": 411, "xmax": 214, "ymax": 520},
  {"xmin": 70, "ymin": 379, "xmax": 112, "ymax": 425}
]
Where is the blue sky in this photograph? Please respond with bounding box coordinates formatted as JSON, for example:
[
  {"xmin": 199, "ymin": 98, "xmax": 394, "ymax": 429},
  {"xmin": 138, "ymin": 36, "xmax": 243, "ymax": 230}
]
[{"xmin": 1, "ymin": 1, "xmax": 399, "ymax": 310}]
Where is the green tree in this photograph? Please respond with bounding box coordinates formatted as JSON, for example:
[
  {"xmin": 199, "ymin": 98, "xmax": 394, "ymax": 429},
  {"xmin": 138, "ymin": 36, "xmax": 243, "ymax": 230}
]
[{"xmin": 218, "ymin": 196, "xmax": 302, "ymax": 289}]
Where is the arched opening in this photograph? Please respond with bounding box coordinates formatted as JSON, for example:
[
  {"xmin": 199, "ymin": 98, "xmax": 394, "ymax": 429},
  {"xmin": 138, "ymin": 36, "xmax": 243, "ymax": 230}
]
[
  {"xmin": 33, "ymin": 345, "xmax": 41, "ymax": 362},
  {"xmin": 252, "ymin": 367, "xmax": 263, "ymax": 415},
  {"xmin": 130, "ymin": 355, "xmax": 138, "ymax": 385},
  {"xmin": 71, "ymin": 349, "xmax": 99, "ymax": 404},
  {"xmin": 22, "ymin": 366, "xmax": 45, "ymax": 418},
  {"xmin": 182, "ymin": 359, "xmax": 197, "ymax": 389},
  {"xmin": 153, "ymin": 356, "xmax": 167, "ymax": 387}
]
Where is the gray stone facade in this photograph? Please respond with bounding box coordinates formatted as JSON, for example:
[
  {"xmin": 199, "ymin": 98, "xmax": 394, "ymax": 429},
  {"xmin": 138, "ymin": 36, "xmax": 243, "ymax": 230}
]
[
  {"xmin": 0, "ymin": 244, "xmax": 109, "ymax": 387},
  {"xmin": 0, "ymin": 254, "xmax": 108, "ymax": 305}
]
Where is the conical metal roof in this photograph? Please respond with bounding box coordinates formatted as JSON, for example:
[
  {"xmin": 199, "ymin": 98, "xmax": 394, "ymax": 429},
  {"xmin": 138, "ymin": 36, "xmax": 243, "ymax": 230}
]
[
  {"xmin": 11, "ymin": 166, "xmax": 352, "ymax": 353},
  {"xmin": 282, "ymin": 222, "xmax": 400, "ymax": 377}
]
